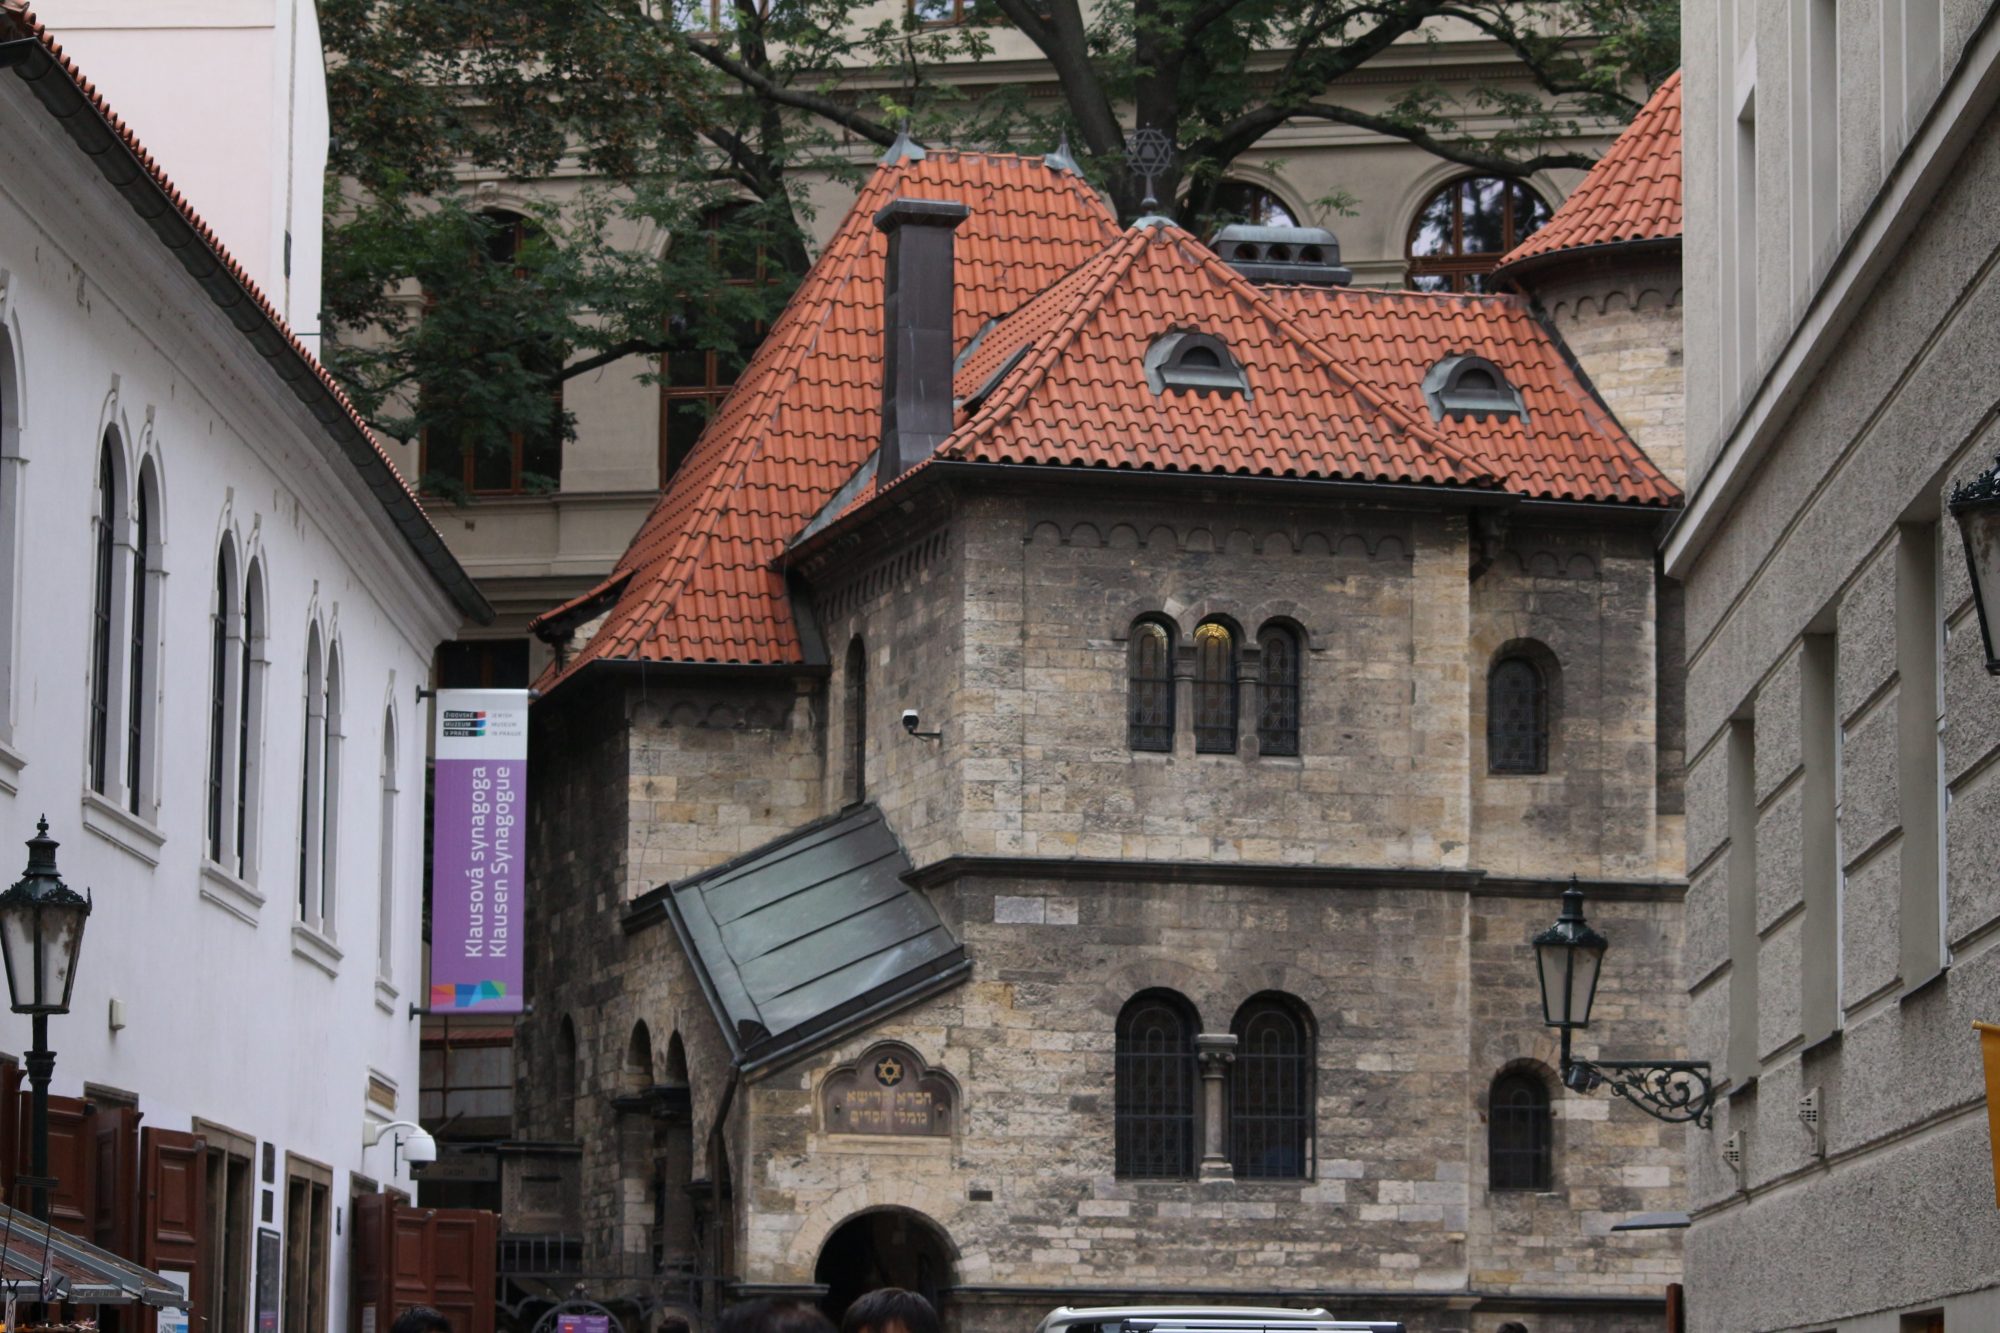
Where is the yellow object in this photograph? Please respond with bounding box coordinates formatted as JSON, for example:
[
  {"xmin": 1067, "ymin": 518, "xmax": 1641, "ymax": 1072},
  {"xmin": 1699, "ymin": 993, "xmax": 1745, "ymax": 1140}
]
[{"xmin": 1978, "ymin": 1021, "xmax": 2000, "ymax": 1208}]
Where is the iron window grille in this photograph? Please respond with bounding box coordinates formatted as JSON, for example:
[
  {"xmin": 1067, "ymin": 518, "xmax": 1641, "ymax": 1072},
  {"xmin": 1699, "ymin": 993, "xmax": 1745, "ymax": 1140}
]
[
  {"xmin": 1488, "ymin": 656, "xmax": 1548, "ymax": 774},
  {"xmin": 1257, "ymin": 624, "xmax": 1301, "ymax": 756},
  {"xmin": 1128, "ymin": 620, "xmax": 1176, "ymax": 752},
  {"xmin": 1193, "ymin": 621, "xmax": 1238, "ymax": 753},
  {"xmin": 1230, "ymin": 998, "xmax": 1313, "ymax": 1179},
  {"xmin": 1115, "ymin": 994, "xmax": 1198, "ymax": 1178},
  {"xmin": 1488, "ymin": 1071, "xmax": 1553, "ymax": 1190}
]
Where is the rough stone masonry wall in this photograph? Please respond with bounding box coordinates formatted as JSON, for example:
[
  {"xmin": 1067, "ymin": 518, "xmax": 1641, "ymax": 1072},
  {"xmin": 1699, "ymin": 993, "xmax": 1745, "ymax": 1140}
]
[
  {"xmin": 1534, "ymin": 260, "xmax": 1686, "ymax": 492},
  {"xmin": 733, "ymin": 872, "xmax": 1683, "ymax": 1329},
  {"xmin": 1469, "ymin": 520, "xmax": 1663, "ymax": 881}
]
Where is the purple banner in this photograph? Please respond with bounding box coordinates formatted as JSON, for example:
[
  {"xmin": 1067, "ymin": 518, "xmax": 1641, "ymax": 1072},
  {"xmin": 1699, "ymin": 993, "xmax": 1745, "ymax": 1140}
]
[{"xmin": 429, "ymin": 689, "xmax": 529, "ymax": 1013}]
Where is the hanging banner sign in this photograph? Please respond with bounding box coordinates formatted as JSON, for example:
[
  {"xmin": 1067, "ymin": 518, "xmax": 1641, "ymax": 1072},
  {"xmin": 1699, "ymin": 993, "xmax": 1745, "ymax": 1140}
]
[{"xmin": 430, "ymin": 688, "xmax": 529, "ymax": 1013}]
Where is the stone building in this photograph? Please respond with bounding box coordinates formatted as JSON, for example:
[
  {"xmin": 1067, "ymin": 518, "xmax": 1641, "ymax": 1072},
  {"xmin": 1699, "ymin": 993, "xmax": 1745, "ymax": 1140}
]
[
  {"xmin": 1669, "ymin": 3, "xmax": 2000, "ymax": 1331},
  {"xmin": 513, "ymin": 95, "xmax": 1688, "ymax": 1333}
]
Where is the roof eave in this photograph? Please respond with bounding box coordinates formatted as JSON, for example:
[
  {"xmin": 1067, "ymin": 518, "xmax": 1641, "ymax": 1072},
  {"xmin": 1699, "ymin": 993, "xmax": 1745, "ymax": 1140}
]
[
  {"xmin": 3, "ymin": 24, "xmax": 492, "ymax": 624},
  {"xmin": 1494, "ymin": 232, "xmax": 1683, "ymax": 284}
]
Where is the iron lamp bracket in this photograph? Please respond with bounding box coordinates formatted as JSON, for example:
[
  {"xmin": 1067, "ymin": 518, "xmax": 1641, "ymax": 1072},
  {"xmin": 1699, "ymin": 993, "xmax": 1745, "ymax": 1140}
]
[{"xmin": 1562, "ymin": 1054, "xmax": 1715, "ymax": 1127}]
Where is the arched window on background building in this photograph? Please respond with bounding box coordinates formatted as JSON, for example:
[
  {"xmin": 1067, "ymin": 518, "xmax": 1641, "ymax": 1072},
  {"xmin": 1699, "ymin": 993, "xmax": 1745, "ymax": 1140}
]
[
  {"xmin": 1115, "ymin": 991, "xmax": 1199, "ymax": 1178},
  {"xmin": 1192, "ymin": 620, "xmax": 1238, "ymax": 753},
  {"xmin": 1230, "ymin": 994, "xmax": 1314, "ymax": 1179},
  {"xmin": 1488, "ymin": 654, "xmax": 1551, "ymax": 774},
  {"xmin": 1128, "ymin": 618, "xmax": 1176, "ymax": 752},
  {"xmin": 1207, "ymin": 181, "xmax": 1298, "ymax": 231},
  {"xmin": 420, "ymin": 209, "xmax": 564, "ymax": 496},
  {"xmin": 1256, "ymin": 622, "xmax": 1301, "ymax": 756},
  {"xmin": 1407, "ymin": 177, "xmax": 1552, "ymax": 293},
  {"xmin": 1488, "ymin": 1069, "xmax": 1553, "ymax": 1191}
]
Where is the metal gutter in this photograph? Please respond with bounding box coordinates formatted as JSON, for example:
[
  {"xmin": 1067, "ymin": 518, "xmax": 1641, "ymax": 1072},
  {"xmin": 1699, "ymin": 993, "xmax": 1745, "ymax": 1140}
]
[{"xmin": 3, "ymin": 21, "xmax": 492, "ymax": 623}]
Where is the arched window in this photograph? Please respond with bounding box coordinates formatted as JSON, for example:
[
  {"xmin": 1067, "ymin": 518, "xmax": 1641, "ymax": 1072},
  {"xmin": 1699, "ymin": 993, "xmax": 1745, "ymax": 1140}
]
[
  {"xmin": 0, "ymin": 326, "xmax": 19, "ymax": 741},
  {"xmin": 377, "ymin": 707, "xmax": 399, "ymax": 981},
  {"xmin": 1115, "ymin": 991, "xmax": 1198, "ymax": 1178},
  {"xmin": 1407, "ymin": 177, "xmax": 1552, "ymax": 293},
  {"xmin": 555, "ymin": 1016, "xmax": 579, "ymax": 1140},
  {"xmin": 298, "ymin": 626, "xmax": 326, "ymax": 926},
  {"xmin": 1127, "ymin": 619, "xmax": 1176, "ymax": 752},
  {"xmin": 238, "ymin": 560, "xmax": 266, "ymax": 880},
  {"xmin": 1230, "ymin": 994, "xmax": 1314, "ymax": 1179},
  {"xmin": 1192, "ymin": 620, "xmax": 1238, "ymax": 753},
  {"xmin": 1256, "ymin": 623, "xmax": 1301, "ymax": 756},
  {"xmin": 1209, "ymin": 181, "xmax": 1297, "ymax": 230},
  {"xmin": 660, "ymin": 204, "xmax": 782, "ymax": 482},
  {"xmin": 1488, "ymin": 655, "xmax": 1550, "ymax": 774},
  {"xmin": 207, "ymin": 542, "xmax": 241, "ymax": 864},
  {"xmin": 126, "ymin": 461, "xmax": 156, "ymax": 815},
  {"xmin": 625, "ymin": 1021, "xmax": 655, "ymax": 1094},
  {"xmin": 321, "ymin": 647, "xmax": 343, "ymax": 929},
  {"xmin": 420, "ymin": 209, "xmax": 563, "ymax": 496},
  {"xmin": 844, "ymin": 636, "xmax": 866, "ymax": 805},
  {"xmin": 1489, "ymin": 1070, "xmax": 1553, "ymax": 1190},
  {"xmin": 88, "ymin": 436, "xmax": 120, "ymax": 795}
]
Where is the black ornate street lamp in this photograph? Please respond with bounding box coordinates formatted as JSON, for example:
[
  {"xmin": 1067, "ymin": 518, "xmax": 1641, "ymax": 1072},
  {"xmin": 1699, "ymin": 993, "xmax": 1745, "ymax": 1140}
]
[
  {"xmin": 1949, "ymin": 456, "xmax": 2000, "ymax": 674},
  {"xmin": 1533, "ymin": 879, "xmax": 1714, "ymax": 1127},
  {"xmin": 0, "ymin": 819, "xmax": 91, "ymax": 1221}
]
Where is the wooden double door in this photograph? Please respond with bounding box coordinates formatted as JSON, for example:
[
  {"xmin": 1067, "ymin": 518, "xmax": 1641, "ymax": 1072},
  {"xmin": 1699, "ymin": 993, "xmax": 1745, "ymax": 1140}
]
[{"xmin": 349, "ymin": 1195, "xmax": 495, "ymax": 1333}]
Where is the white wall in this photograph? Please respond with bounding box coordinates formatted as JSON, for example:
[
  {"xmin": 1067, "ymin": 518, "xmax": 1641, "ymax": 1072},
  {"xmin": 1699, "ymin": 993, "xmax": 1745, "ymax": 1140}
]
[
  {"xmin": 30, "ymin": 0, "xmax": 330, "ymax": 351},
  {"xmin": 0, "ymin": 54, "xmax": 456, "ymax": 1333}
]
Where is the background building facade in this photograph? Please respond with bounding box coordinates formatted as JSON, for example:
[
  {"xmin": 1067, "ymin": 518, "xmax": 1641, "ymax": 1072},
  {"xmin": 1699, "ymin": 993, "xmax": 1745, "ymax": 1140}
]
[
  {"xmin": 1672, "ymin": 2, "xmax": 2000, "ymax": 1330},
  {"xmin": 0, "ymin": 7, "xmax": 484, "ymax": 1333}
]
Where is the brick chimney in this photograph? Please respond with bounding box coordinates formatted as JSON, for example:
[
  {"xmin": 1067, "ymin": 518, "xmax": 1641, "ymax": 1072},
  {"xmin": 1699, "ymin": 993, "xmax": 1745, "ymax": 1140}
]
[{"xmin": 874, "ymin": 198, "xmax": 970, "ymax": 483}]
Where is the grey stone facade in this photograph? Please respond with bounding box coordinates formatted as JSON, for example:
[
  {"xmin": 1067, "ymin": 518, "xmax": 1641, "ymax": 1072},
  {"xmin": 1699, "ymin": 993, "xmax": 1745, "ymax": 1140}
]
[
  {"xmin": 520, "ymin": 470, "xmax": 1688, "ymax": 1333},
  {"xmin": 1673, "ymin": 4, "xmax": 2000, "ymax": 1330}
]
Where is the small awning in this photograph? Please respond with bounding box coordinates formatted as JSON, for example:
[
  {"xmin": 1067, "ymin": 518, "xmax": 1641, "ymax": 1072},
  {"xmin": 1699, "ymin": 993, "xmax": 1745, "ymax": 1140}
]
[
  {"xmin": 661, "ymin": 804, "xmax": 969, "ymax": 1074},
  {"xmin": 0, "ymin": 1202, "xmax": 188, "ymax": 1306}
]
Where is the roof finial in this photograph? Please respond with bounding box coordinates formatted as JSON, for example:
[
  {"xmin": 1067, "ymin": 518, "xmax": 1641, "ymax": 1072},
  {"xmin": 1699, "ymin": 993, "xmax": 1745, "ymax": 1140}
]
[
  {"xmin": 1126, "ymin": 127, "xmax": 1173, "ymax": 213},
  {"xmin": 880, "ymin": 119, "xmax": 926, "ymax": 166},
  {"xmin": 1043, "ymin": 131, "xmax": 1081, "ymax": 176}
]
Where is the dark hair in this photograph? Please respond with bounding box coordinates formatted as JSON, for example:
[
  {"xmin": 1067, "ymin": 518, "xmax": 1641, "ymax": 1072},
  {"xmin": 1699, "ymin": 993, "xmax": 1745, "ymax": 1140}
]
[
  {"xmin": 716, "ymin": 1301, "xmax": 836, "ymax": 1333},
  {"xmin": 391, "ymin": 1309, "xmax": 452, "ymax": 1333},
  {"xmin": 840, "ymin": 1289, "xmax": 938, "ymax": 1333}
]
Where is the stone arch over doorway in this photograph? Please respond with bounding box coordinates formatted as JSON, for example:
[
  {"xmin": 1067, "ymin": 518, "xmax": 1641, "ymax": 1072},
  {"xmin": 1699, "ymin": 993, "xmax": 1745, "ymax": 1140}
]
[{"xmin": 810, "ymin": 1207, "xmax": 957, "ymax": 1326}]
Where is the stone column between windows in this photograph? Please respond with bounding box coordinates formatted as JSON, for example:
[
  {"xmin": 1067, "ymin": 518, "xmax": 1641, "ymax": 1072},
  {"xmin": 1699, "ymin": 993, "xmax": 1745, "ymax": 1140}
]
[{"xmin": 1195, "ymin": 1032, "xmax": 1238, "ymax": 1182}]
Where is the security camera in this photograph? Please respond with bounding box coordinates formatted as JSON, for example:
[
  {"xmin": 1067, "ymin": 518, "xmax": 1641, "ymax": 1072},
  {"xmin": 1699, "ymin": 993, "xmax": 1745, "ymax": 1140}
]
[{"xmin": 901, "ymin": 709, "xmax": 921, "ymax": 734}]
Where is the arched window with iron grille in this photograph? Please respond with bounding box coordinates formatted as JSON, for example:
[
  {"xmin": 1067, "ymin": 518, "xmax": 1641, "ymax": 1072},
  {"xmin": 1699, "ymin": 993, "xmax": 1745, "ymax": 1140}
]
[
  {"xmin": 1488, "ymin": 654, "xmax": 1549, "ymax": 774},
  {"xmin": 1230, "ymin": 994, "xmax": 1314, "ymax": 1179},
  {"xmin": 1128, "ymin": 618, "xmax": 1176, "ymax": 752},
  {"xmin": 1192, "ymin": 620, "xmax": 1238, "ymax": 753},
  {"xmin": 1488, "ymin": 1069, "xmax": 1553, "ymax": 1191},
  {"xmin": 1115, "ymin": 991, "xmax": 1198, "ymax": 1178},
  {"xmin": 1256, "ymin": 622, "xmax": 1301, "ymax": 756}
]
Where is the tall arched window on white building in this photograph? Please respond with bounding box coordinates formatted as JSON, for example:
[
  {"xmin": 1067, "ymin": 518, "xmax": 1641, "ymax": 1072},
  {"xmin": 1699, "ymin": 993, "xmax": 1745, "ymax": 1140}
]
[
  {"xmin": 238, "ymin": 559, "xmax": 267, "ymax": 881},
  {"xmin": 0, "ymin": 325, "xmax": 20, "ymax": 743},
  {"xmin": 321, "ymin": 646, "xmax": 343, "ymax": 931},
  {"xmin": 207, "ymin": 539, "xmax": 241, "ymax": 864},
  {"xmin": 298, "ymin": 624, "xmax": 325, "ymax": 926},
  {"xmin": 125, "ymin": 456, "xmax": 163, "ymax": 818},
  {"xmin": 88, "ymin": 435, "xmax": 122, "ymax": 795},
  {"xmin": 377, "ymin": 706, "xmax": 397, "ymax": 981}
]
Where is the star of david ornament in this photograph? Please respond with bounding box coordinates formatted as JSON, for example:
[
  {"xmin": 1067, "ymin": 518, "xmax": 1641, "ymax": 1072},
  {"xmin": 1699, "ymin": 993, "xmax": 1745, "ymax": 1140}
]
[
  {"xmin": 875, "ymin": 1056, "xmax": 905, "ymax": 1086},
  {"xmin": 1126, "ymin": 127, "xmax": 1174, "ymax": 211}
]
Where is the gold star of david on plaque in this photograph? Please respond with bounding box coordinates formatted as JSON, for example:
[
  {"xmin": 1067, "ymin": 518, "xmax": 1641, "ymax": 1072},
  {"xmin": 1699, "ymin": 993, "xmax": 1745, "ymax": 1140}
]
[{"xmin": 875, "ymin": 1056, "xmax": 905, "ymax": 1086}]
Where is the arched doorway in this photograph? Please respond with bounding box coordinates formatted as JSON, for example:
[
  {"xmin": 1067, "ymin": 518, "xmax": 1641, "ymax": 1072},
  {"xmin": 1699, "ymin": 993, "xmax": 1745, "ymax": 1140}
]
[{"xmin": 813, "ymin": 1209, "xmax": 954, "ymax": 1326}]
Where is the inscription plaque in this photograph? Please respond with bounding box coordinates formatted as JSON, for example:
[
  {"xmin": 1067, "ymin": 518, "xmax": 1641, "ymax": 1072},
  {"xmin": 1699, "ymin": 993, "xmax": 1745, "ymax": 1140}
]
[{"xmin": 822, "ymin": 1042, "xmax": 956, "ymax": 1137}]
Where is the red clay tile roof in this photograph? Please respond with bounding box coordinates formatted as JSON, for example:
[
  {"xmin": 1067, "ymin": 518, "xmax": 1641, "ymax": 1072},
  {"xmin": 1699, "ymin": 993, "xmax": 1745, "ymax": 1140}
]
[
  {"xmin": 532, "ymin": 151, "xmax": 1124, "ymax": 677},
  {"xmin": 0, "ymin": 2, "xmax": 487, "ymax": 619},
  {"xmin": 1498, "ymin": 70, "xmax": 1682, "ymax": 274},
  {"xmin": 543, "ymin": 144, "xmax": 1681, "ymax": 686}
]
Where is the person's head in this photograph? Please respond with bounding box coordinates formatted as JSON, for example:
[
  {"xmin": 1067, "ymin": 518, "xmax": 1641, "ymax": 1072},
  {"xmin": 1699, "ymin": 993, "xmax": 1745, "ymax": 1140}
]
[
  {"xmin": 840, "ymin": 1289, "xmax": 938, "ymax": 1333},
  {"xmin": 716, "ymin": 1300, "xmax": 836, "ymax": 1333},
  {"xmin": 391, "ymin": 1308, "xmax": 452, "ymax": 1333}
]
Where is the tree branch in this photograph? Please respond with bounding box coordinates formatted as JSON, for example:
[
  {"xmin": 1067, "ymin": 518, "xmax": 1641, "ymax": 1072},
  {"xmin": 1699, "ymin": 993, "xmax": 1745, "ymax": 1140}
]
[
  {"xmin": 986, "ymin": 0, "xmax": 1124, "ymax": 159},
  {"xmin": 559, "ymin": 337, "xmax": 674, "ymax": 383},
  {"xmin": 683, "ymin": 36, "xmax": 899, "ymax": 147},
  {"xmin": 1437, "ymin": 5, "xmax": 1644, "ymax": 112},
  {"xmin": 1204, "ymin": 100, "xmax": 1596, "ymax": 177}
]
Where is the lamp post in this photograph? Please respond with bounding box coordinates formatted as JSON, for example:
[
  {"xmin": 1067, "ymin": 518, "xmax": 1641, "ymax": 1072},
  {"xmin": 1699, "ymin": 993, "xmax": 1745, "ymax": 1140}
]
[
  {"xmin": 1533, "ymin": 878, "xmax": 1714, "ymax": 1127},
  {"xmin": 0, "ymin": 819, "xmax": 92, "ymax": 1221},
  {"xmin": 1949, "ymin": 456, "xmax": 2000, "ymax": 674}
]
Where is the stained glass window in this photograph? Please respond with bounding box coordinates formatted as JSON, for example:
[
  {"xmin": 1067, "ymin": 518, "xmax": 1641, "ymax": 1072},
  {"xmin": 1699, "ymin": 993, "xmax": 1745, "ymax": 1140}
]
[
  {"xmin": 1193, "ymin": 621, "xmax": 1237, "ymax": 753},
  {"xmin": 1129, "ymin": 619, "xmax": 1176, "ymax": 751}
]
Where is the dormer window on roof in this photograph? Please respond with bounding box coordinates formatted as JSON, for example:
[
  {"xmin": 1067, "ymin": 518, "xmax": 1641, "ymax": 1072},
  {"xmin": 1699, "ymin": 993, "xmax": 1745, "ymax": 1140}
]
[
  {"xmin": 1422, "ymin": 354, "xmax": 1527, "ymax": 422},
  {"xmin": 1144, "ymin": 331, "xmax": 1250, "ymax": 398}
]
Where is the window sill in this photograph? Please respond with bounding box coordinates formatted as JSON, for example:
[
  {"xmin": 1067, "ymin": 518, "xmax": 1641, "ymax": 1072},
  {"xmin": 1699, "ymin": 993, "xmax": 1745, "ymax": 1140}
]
[
  {"xmin": 291, "ymin": 923, "xmax": 343, "ymax": 978},
  {"xmin": 375, "ymin": 976, "xmax": 399, "ymax": 1014},
  {"xmin": 80, "ymin": 791, "xmax": 164, "ymax": 867},
  {"xmin": 198, "ymin": 862, "xmax": 265, "ymax": 925},
  {"xmin": 0, "ymin": 737, "xmax": 25, "ymax": 796},
  {"xmin": 1900, "ymin": 963, "xmax": 1951, "ymax": 1004}
]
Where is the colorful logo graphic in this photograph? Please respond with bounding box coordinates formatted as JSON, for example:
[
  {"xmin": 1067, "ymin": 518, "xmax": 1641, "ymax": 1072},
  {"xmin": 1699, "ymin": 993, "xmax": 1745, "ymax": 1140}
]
[
  {"xmin": 432, "ymin": 980, "xmax": 510, "ymax": 1009},
  {"xmin": 441, "ymin": 709, "xmax": 489, "ymax": 738}
]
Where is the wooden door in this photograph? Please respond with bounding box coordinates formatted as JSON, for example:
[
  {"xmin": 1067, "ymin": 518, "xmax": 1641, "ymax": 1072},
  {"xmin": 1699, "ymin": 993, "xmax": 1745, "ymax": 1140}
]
[
  {"xmin": 140, "ymin": 1128, "xmax": 208, "ymax": 1333},
  {"xmin": 18, "ymin": 1092, "xmax": 96, "ymax": 1237},
  {"xmin": 347, "ymin": 1200, "xmax": 494, "ymax": 1333},
  {"xmin": 426, "ymin": 1211, "xmax": 494, "ymax": 1333},
  {"xmin": 95, "ymin": 1105, "xmax": 143, "ymax": 1259}
]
